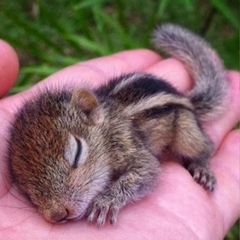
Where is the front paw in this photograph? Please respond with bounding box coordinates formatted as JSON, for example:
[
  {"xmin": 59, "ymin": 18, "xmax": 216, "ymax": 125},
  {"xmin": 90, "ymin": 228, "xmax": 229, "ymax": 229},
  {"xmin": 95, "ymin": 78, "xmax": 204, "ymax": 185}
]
[
  {"xmin": 188, "ymin": 163, "xmax": 216, "ymax": 191},
  {"xmin": 87, "ymin": 194, "xmax": 121, "ymax": 227}
]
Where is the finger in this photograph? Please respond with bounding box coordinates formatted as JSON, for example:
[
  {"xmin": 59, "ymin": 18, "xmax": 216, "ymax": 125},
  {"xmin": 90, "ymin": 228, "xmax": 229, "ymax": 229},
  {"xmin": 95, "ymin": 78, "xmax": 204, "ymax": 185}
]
[
  {"xmin": 40, "ymin": 49, "xmax": 161, "ymax": 89},
  {"xmin": 0, "ymin": 49, "xmax": 161, "ymax": 110},
  {"xmin": 211, "ymin": 130, "xmax": 240, "ymax": 237},
  {"xmin": 0, "ymin": 40, "xmax": 19, "ymax": 97},
  {"xmin": 145, "ymin": 58, "xmax": 192, "ymax": 92}
]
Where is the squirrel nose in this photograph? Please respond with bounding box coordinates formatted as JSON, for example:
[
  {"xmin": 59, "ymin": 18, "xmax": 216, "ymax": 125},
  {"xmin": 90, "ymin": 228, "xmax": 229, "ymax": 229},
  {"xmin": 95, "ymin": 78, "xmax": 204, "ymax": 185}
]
[{"xmin": 48, "ymin": 208, "xmax": 69, "ymax": 223}]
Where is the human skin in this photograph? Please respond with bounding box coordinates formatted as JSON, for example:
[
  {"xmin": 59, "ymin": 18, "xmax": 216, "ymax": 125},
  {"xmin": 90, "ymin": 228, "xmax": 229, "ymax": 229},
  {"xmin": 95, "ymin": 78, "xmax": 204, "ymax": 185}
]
[{"xmin": 0, "ymin": 40, "xmax": 239, "ymax": 240}]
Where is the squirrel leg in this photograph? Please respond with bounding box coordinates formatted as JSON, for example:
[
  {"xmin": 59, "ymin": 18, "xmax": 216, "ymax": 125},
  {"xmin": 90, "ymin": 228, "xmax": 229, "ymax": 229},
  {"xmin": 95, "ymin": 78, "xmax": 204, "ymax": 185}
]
[
  {"xmin": 172, "ymin": 109, "xmax": 216, "ymax": 191},
  {"xmin": 87, "ymin": 151, "xmax": 160, "ymax": 226}
]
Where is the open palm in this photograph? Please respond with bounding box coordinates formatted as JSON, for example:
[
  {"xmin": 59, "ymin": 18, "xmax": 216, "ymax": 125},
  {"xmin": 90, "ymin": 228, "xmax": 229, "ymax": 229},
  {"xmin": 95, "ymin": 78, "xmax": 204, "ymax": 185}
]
[{"xmin": 0, "ymin": 40, "xmax": 239, "ymax": 240}]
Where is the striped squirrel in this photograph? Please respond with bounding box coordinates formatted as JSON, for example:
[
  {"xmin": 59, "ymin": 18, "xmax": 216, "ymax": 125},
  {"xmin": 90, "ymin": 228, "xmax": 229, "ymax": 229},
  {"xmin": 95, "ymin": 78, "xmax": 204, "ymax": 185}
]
[{"xmin": 8, "ymin": 24, "xmax": 228, "ymax": 226}]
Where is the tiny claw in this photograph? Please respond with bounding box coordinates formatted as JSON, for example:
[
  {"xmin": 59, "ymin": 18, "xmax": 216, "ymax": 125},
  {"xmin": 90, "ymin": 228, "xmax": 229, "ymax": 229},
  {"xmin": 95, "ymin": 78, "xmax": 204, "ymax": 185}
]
[
  {"xmin": 96, "ymin": 206, "xmax": 109, "ymax": 227},
  {"xmin": 199, "ymin": 174, "xmax": 207, "ymax": 185},
  {"xmin": 97, "ymin": 219, "xmax": 104, "ymax": 228},
  {"xmin": 110, "ymin": 215, "xmax": 117, "ymax": 225},
  {"xmin": 109, "ymin": 207, "xmax": 119, "ymax": 225},
  {"xmin": 193, "ymin": 170, "xmax": 201, "ymax": 182},
  {"xmin": 188, "ymin": 163, "xmax": 216, "ymax": 192},
  {"xmin": 87, "ymin": 207, "xmax": 98, "ymax": 223},
  {"xmin": 205, "ymin": 176, "xmax": 216, "ymax": 192}
]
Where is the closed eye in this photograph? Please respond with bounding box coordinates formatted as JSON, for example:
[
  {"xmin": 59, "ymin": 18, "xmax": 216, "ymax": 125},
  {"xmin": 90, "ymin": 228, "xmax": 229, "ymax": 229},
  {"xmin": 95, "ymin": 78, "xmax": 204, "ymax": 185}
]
[
  {"xmin": 65, "ymin": 134, "xmax": 88, "ymax": 168},
  {"xmin": 72, "ymin": 137, "xmax": 82, "ymax": 168}
]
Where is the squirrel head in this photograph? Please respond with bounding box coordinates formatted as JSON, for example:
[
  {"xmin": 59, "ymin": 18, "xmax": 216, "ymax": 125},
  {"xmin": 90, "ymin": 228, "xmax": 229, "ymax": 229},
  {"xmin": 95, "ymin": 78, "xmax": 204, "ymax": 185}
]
[{"xmin": 9, "ymin": 89, "xmax": 110, "ymax": 223}]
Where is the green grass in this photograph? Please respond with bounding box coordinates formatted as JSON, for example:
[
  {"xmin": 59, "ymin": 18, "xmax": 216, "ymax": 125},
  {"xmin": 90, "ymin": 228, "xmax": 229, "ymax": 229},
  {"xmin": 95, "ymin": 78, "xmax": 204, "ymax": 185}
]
[
  {"xmin": 0, "ymin": 0, "xmax": 239, "ymax": 238},
  {"xmin": 0, "ymin": 0, "xmax": 239, "ymax": 93}
]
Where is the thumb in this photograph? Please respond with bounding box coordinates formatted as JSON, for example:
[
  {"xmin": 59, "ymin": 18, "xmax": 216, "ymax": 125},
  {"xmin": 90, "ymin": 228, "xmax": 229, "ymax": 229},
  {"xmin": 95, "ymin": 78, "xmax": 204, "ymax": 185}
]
[{"xmin": 0, "ymin": 40, "xmax": 19, "ymax": 97}]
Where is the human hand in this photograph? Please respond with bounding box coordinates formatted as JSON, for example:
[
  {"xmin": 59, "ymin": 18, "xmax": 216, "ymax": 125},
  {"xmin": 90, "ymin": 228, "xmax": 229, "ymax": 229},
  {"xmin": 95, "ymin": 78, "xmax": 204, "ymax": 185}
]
[{"xmin": 0, "ymin": 40, "xmax": 239, "ymax": 240}]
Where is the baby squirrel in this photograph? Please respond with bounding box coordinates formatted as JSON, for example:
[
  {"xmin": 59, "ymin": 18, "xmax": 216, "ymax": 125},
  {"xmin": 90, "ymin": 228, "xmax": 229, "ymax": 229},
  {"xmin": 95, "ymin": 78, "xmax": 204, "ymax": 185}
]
[{"xmin": 8, "ymin": 24, "xmax": 228, "ymax": 227}]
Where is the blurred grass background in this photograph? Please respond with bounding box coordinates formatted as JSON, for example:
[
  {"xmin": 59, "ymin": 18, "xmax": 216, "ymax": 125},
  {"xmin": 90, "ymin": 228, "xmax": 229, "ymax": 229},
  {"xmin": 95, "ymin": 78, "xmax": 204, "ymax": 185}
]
[
  {"xmin": 0, "ymin": 0, "xmax": 239, "ymax": 238},
  {"xmin": 0, "ymin": 0, "xmax": 239, "ymax": 93}
]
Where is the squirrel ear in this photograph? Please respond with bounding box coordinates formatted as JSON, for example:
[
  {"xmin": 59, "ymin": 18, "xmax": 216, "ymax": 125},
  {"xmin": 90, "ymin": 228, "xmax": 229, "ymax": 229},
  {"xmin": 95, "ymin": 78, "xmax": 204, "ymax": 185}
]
[
  {"xmin": 71, "ymin": 89, "xmax": 104, "ymax": 125},
  {"xmin": 71, "ymin": 89, "xmax": 99, "ymax": 111}
]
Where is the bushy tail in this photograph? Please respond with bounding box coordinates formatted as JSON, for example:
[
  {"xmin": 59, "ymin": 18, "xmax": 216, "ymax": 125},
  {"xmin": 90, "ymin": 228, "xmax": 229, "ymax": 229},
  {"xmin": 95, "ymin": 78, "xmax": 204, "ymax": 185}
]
[{"xmin": 152, "ymin": 23, "xmax": 228, "ymax": 122}]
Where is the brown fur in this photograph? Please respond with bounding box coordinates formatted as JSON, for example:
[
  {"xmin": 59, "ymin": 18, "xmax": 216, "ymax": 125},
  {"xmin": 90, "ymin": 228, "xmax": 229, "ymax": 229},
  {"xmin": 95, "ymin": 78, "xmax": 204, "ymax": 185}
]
[{"xmin": 8, "ymin": 24, "xmax": 228, "ymax": 226}]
